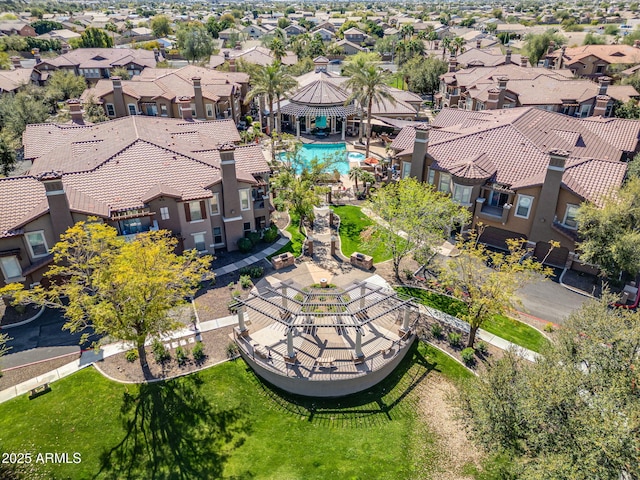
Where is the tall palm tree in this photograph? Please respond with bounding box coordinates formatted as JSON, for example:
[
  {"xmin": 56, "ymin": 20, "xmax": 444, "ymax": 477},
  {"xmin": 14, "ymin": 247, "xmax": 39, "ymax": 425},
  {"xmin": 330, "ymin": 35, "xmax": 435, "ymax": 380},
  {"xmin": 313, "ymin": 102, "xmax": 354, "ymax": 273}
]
[
  {"xmin": 343, "ymin": 52, "xmax": 380, "ymax": 144},
  {"xmin": 452, "ymin": 36, "xmax": 465, "ymax": 55},
  {"xmin": 344, "ymin": 54, "xmax": 395, "ymax": 158},
  {"xmin": 273, "ymin": 65, "xmax": 297, "ymax": 134},
  {"xmin": 269, "ymin": 37, "xmax": 286, "ymax": 63},
  {"xmin": 348, "ymin": 166, "xmax": 365, "ymax": 191},
  {"xmin": 441, "ymin": 36, "xmax": 452, "ymax": 60}
]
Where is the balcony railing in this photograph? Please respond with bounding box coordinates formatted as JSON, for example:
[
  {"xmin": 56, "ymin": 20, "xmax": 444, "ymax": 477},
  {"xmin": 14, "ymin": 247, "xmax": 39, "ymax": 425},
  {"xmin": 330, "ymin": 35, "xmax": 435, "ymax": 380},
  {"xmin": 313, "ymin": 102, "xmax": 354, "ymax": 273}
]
[
  {"xmin": 121, "ymin": 220, "xmax": 159, "ymax": 242},
  {"xmin": 479, "ymin": 204, "xmax": 504, "ymax": 217}
]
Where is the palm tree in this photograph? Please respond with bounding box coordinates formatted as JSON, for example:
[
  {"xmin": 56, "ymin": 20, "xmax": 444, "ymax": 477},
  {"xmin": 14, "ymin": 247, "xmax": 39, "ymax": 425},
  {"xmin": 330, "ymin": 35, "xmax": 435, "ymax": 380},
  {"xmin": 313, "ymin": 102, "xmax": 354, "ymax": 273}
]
[
  {"xmin": 270, "ymin": 37, "xmax": 286, "ymax": 63},
  {"xmin": 273, "ymin": 66, "xmax": 297, "ymax": 134},
  {"xmin": 451, "ymin": 36, "xmax": 465, "ymax": 55},
  {"xmin": 441, "ymin": 37, "xmax": 452, "ymax": 60},
  {"xmin": 344, "ymin": 54, "xmax": 395, "ymax": 158},
  {"xmin": 349, "ymin": 166, "xmax": 365, "ymax": 191},
  {"xmin": 343, "ymin": 52, "xmax": 380, "ymax": 144}
]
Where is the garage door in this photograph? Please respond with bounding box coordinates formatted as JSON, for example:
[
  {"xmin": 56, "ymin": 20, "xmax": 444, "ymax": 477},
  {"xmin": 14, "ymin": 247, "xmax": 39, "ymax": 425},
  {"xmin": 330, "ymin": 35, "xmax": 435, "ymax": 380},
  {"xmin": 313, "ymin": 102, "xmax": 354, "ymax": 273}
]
[
  {"xmin": 534, "ymin": 241, "xmax": 569, "ymax": 268},
  {"xmin": 478, "ymin": 226, "xmax": 527, "ymax": 251}
]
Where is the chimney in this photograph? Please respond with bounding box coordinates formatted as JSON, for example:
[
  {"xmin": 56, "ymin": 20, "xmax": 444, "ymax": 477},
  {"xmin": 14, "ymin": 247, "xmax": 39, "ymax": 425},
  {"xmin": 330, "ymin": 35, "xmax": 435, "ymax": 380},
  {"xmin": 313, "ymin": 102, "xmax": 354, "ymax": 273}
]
[
  {"xmin": 505, "ymin": 48, "xmax": 512, "ymax": 65},
  {"xmin": 476, "ymin": 39, "xmax": 481, "ymax": 49},
  {"xmin": 486, "ymin": 87, "xmax": 501, "ymax": 110},
  {"xmin": 67, "ymin": 99, "xmax": 84, "ymax": 125},
  {"xmin": 497, "ymin": 76, "xmax": 508, "ymax": 90},
  {"xmin": 547, "ymin": 41, "xmax": 555, "ymax": 56},
  {"xmin": 32, "ymin": 48, "xmax": 40, "ymax": 63},
  {"xmin": 218, "ymin": 142, "xmax": 244, "ymax": 250},
  {"xmin": 229, "ymin": 58, "xmax": 236, "ymax": 72},
  {"xmin": 448, "ymin": 53, "xmax": 457, "ymax": 73},
  {"xmin": 178, "ymin": 96, "xmax": 193, "ymax": 121},
  {"xmin": 36, "ymin": 171, "xmax": 74, "ymax": 241},
  {"xmin": 434, "ymin": 39, "xmax": 440, "ymax": 50},
  {"xmin": 111, "ymin": 76, "xmax": 127, "ymax": 117},
  {"xmin": 153, "ymin": 47, "xmax": 159, "ymax": 61},
  {"xmin": 61, "ymin": 42, "xmax": 69, "ymax": 54},
  {"xmin": 598, "ymin": 76, "xmax": 611, "ymax": 96},
  {"xmin": 192, "ymin": 76, "xmax": 205, "ymax": 120},
  {"xmin": 223, "ymin": 50, "xmax": 230, "ymax": 59},
  {"xmin": 410, "ymin": 125, "xmax": 430, "ymax": 181},
  {"xmin": 558, "ymin": 45, "xmax": 566, "ymax": 69},
  {"xmin": 521, "ymin": 56, "xmax": 529, "ymax": 68},
  {"xmin": 635, "ymin": 39, "xmax": 640, "ymax": 48},
  {"xmin": 529, "ymin": 149, "xmax": 569, "ymax": 242},
  {"xmin": 592, "ymin": 95, "xmax": 610, "ymax": 116},
  {"xmin": 159, "ymin": 46, "xmax": 166, "ymax": 59},
  {"xmin": 10, "ymin": 56, "xmax": 21, "ymax": 69}
]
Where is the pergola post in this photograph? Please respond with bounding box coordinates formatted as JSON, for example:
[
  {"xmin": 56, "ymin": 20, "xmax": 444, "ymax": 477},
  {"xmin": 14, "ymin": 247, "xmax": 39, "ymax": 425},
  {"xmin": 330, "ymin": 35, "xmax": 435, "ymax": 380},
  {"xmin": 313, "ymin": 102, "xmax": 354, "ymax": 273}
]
[
  {"xmin": 331, "ymin": 116, "xmax": 336, "ymax": 134},
  {"xmin": 306, "ymin": 115, "xmax": 311, "ymax": 133},
  {"xmin": 287, "ymin": 327, "xmax": 295, "ymax": 358},
  {"xmin": 355, "ymin": 328, "xmax": 363, "ymax": 358},
  {"xmin": 296, "ymin": 118, "xmax": 300, "ymax": 138},
  {"xmin": 402, "ymin": 308, "xmax": 411, "ymax": 330},
  {"xmin": 360, "ymin": 284, "xmax": 367, "ymax": 308},
  {"xmin": 282, "ymin": 285, "xmax": 288, "ymax": 308},
  {"xmin": 341, "ymin": 118, "xmax": 346, "ymax": 140},
  {"xmin": 238, "ymin": 306, "xmax": 247, "ymax": 332}
]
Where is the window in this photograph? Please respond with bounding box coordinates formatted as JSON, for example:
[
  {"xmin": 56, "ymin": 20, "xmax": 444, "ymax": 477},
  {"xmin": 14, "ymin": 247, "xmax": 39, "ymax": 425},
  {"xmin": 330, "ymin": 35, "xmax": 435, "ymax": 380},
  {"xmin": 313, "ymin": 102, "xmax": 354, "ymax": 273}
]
[
  {"xmin": 193, "ymin": 232, "xmax": 206, "ymax": 251},
  {"xmin": 25, "ymin": 231, "xmax": 48, "ymax": 258},
  {"xmin": 239, "ymin": 189, "xmax": 251, "ymax": 211},
  {"xmin": 160, "ymin": 104, "xmax": 168, "ymax": 116},
  {"xmin": 121, "ymin": 218, "xmax": 143, "ymax": 234},
  {"xmin": 243, "ymin": 222, "xmax": 251, "ymax": 233},
  {"xmin": 105, "ymin": 103, "xmax": 115, "ymax": 116},
  {"xmin": 427, "ymin": 168, "xmax": 435, "ymax": 185},
  {"xmin": 185, "ymin": 201, "xmax": 206, "ymax": 222},
  {"xmin": 514, "ymin": 194, "xmax": 534, "ymax": 219},
  {"xmin": 563, "ymin": 204, "xmax": 579, "ymax": 229},
  {"xmin": 210, "ymin": 193, "xmax": 220, "ymax": 215},
  {"xmin": 401, "ymin": 161, "xmax": 411, "ymax": 179},
  {"xmin": 206, "ymin": 103, "xmax": 214, "ymax": 117},
  {"xmin": 452, "ymin": 184, "xmax": 473, "ymax": 205},
  {"xmin": 488, "ymin": 190, "xmax": 509, "ymax": 207},
  {"xmin": 128, "ymin": 104, "xmax": 137, "ymax": 115},
  {"xmin": 0, "ymin": 256, "xmax": 22, "ymax": 281},
  {"xmin": 439, "ymin": 172, "xmax": 451, "ymax": 194},
  {"xmin": 160, "ymin": 207, "xmax": 170, "ymax": 220},
  {"xmin": 213, "ymin": 226, "xmax": 223, "ymax": 244}
]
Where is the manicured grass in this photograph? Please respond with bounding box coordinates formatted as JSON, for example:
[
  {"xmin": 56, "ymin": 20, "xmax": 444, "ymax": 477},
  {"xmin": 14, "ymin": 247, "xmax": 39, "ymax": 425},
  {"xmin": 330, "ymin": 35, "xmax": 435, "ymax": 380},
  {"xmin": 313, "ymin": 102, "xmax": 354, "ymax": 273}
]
[
  {"xmin": 395, "ymin": 286, "xmax": 549, "ymax": 353},
  {"xmin": 269, "ymin": 212, "xmax": 305, "ymax": 259},
  {"xmin": 331, "ymin": 205, "xmax": 393, "ymax": 263},
  {"xmin": 0, "ymin": 341, "xmax": 471, "ymax": 479},
  {"xmin": 386, "ymin": 72, "xmax": 407, "ymax": 90}
]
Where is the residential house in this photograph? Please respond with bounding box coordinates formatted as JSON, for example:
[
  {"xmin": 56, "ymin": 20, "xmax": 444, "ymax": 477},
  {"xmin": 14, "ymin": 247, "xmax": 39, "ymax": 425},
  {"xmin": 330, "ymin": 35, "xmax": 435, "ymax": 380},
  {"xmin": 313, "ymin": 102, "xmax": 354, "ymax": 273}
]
[
  {"xmin": 32, "ymin": 48, "xmax": 159, "ymax": 84},
  {"xmin": 284, "ymin": 24, "xmax": 306, "ymax": 37},
  {"xmin": 0, "ymin": 60, "xmax": 33, "ymax": 93},
  {"xmin": 335, "ymin": 39, "xmax": 365, "ymax": 56},
  {"xmin": 209, "ymin": 46, "xmax": 298, "ymax": 68},
  {"xmin": 0, "ymin": 21, "xmax": 36, "ymax": 37},
  {"xmin": 547, "ymin": 44, "xmax": 640, "ymax": 77},
  {"xmin": 342, "ymin": 27, "xmax": 366, "ymax": 45},
  {"xmin": 243, "ymin": 24, "xmax": 268, "ymax": 39},
  {"xmin": 312, "ymin": 28, "xmax": 335, "ymax": 42},
  {"xmin": 81, "ymin": 65, "xmax": 249, "ymax": 124},
  {"xmin": 390, "ymin": 107, "xmax": 640, "ymax": 267},
  {"xmin": 435, "ymin": 60, "xmax": 634, "ymax": 117},
  {"xmin": 121, "ymin": 26, "xmax": 154, "ymax": 39},
  {"xmin": 36, "ymin": 29, "xmax": 81, "ymax": 42},
  {"xmin": 0, "ymin": 115, "xmax": 271, "ymax": 288}
]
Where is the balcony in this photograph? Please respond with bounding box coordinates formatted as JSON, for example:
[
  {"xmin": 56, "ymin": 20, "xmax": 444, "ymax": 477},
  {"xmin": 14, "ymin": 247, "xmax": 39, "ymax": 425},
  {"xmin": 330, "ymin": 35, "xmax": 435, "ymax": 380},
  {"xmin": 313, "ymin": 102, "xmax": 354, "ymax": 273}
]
[
  {"xmin": 121, "ymin": 220, "xmax": 159, "ymax": 242},
  {"xmin": 479, "ymin": 204, "xmax": 504, "ymax": 218}
]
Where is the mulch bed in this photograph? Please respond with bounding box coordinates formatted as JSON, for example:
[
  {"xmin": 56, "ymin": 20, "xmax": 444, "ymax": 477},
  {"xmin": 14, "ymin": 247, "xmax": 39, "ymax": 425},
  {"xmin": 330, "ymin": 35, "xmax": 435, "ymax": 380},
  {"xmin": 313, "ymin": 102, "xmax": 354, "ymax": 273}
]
[
  {"xmin": 96, "ymin": 325, "xmax": 236, "ymax": 383},
  {"xmin": 0, "ymin": 352, "xmax": 81, "ymax": 391},
  {"xmin": 193, "ymin": 270, "xmax": 262, "ymax": 322},
  {"xmin": 0, "ymin": 303, "xmax": 42, "ymax": 327}
]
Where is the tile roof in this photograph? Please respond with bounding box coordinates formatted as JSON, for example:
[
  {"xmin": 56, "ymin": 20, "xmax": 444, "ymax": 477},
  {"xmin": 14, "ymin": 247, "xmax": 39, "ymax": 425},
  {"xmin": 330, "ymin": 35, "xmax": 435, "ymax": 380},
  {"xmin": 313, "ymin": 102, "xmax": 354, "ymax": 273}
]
[
  {"xmin": 0, "ymin": 177, "xmax": 47, "ymax": 238},
  {"xmin": 0, "ymin": 68, "xmax": 33, "ymax": 93},
  {"xmin": 37, "ymin": 48, "xmax": 157, "ymax": 70},
  {"xmin": 550, "ymin": 44, "xmax": 640, "ymax": 65},
  {"xmin": 394, "ymin": 107, "xmax": 638, "ymax": 203},
  {"xmin": 289, "ymin": 76, "xmax": 348, "ymax": 106}
]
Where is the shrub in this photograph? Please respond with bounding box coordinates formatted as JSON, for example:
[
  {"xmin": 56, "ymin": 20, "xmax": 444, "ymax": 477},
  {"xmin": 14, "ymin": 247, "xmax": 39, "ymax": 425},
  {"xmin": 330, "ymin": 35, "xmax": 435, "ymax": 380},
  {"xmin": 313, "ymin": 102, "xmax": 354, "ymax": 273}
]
[
  {"xmin": 231, "ymin": 289, "xmax": 242, "ymax": 297},
  {"xmin": 430, "ymin": 323, "xmax": 443, "ymax": 338},
  {"xmin": 461, "ymin": 347, "xmax": 476, "ymax": 365},
  {"xmin": 247, "ymin": 230, "xmax": 261, "ymax": 246},
  {"xmin": 192, "ymin": 341, "xmax": 205, "ymax": 362},
  {"xmin": 226, "ymin": 342, "xmax": 239, "ymax": 358},
  {"xmin": 152, "ymin": 340, "xmax": 170, "ymax": 363},
  {"xmin": 239, "ymin": 275, "xmax": 253, "ymax": 289},
  {"xmin": 239, "ymin": 265, "xmax": 264, "ymax": 278},
  {"xmin": 544, "ymin": 322, "xmax": 555, "ymax": 333},
  {"xmin": 447, "ymin": 331, "xmax": 462, "ymax": 348},
  {"xmin": 403, "ymin": 268, "xmax": 414, "ymax": 281},
  {"xmin": 125, "ymin": 349, "xmax": 139, "ymax": 363},
  {"xmin": 475, "ymin": 341, "xmax": 489, "ymax": 355},
  {"xmin": 176, "ymin": 346, "xmax": 188, "ymax": 366},
  {"xmin": 237, "ymin": 237, "xmax": 253, "ymax": 253},
  {"xmin": 263, "ymin": 224, "xmax": 279, "ymax": 243},
  {"xmin": 228, "ymin": 281, "xmax": 235, "ymax": 289}
]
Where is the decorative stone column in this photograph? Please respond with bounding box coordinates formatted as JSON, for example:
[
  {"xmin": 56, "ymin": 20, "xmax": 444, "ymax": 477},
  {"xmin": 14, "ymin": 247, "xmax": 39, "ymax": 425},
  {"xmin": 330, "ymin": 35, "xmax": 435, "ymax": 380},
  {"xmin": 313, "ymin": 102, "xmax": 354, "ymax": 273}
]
[
  {"xmin": 306, "ymin": 237, "xmax": 314, "ymax": 256},
  {"xmin": 402, "ymin": 308, "xmax": 411, "ymax": 330},
  {"xmin": 296, "ymin": 118, "xmax": 300, "ymax": 138},
  {"xmin": 330, "ymin": 235, "xmax": 337, "ymax": 256},
  {"xmin": 355, "ymin": 328, "xmax": 363, "ymax": 358},
  {"xmin": 238, "ymin": 306, "xmax": 247, "ymax": 332},
  {"xmin": 341, "ymin": 118, "xmax": 346, "ymax": 140},
  {"xmin": 286, "ymin": 328, "xmax": 295, "ymax": 359}
]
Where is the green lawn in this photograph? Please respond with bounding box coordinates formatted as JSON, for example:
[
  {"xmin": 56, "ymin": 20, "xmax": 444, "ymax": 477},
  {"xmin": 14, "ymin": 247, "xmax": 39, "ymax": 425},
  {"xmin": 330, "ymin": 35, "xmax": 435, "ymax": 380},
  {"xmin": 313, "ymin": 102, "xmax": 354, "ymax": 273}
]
[
  {"xmin": 331, "ymin": 205, "xmax": 394, "ymax": 263},
  {"xmin": 269, "ymin": 212, "xmax": 305, "ymax": 259},
  {"xmin": 0, "ymin": 342, "xmax": 471, "ymax": 479},
  {"xmin": 395, "ymin": 286, "xmax": 549, "ymax": 353},
  {"xmin": 386, "ymin": 72, "xmax": 407, "ymax": 90}
]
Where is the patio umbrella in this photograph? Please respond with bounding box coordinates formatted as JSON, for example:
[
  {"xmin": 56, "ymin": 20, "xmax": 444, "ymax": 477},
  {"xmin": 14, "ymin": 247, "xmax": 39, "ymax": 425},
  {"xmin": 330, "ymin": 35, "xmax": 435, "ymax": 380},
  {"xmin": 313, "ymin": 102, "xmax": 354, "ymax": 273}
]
[{"xmin": 364, "ymin": 157, "xmax": 379, "ymax": 165}]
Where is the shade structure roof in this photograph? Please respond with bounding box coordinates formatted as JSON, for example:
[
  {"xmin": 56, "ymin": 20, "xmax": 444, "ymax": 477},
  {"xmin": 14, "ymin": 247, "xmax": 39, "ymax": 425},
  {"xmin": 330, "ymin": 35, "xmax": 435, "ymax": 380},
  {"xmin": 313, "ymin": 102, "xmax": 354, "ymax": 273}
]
[
  {"xmin": 232, "ymin": 280, "xmax": 417, "ymax": 329},
  {"xmin": 278, "ymin": 101, "xmax": 357, "ymax": 118},
  {"xmin": 289, "ymin": 76, "xmax": 350, "ymax": 106}
]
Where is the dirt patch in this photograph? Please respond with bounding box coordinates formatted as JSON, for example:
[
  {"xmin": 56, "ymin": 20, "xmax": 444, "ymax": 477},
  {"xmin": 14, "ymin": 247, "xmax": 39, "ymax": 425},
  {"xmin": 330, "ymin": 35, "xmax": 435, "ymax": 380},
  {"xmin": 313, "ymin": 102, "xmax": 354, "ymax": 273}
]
[
  {"xmin": 96, "ymin": 326, "xmax": 236, "ymax": 383},
  {"xmin": 0, "ymin": 352, "xmax": 81, "ymax": 391},
  {"xmin": 373, "ymin": 256, "xmax": 421, "ymax": 285},
  {"xmin": 194, "ymin": 270, "xmax": 263, "ymax": 322},
  {"xmin": 0, "ymin": 302, "xmax": 42, "ymax": 327},
  {"xmin": 415, "ymin": 375, "xmax": 483, "ymax": 480}
]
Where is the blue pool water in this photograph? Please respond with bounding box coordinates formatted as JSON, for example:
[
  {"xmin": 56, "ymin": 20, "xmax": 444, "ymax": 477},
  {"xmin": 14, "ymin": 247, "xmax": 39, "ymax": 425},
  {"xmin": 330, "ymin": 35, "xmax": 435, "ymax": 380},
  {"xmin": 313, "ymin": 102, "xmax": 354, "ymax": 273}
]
[{"xmin": 278, "ymin": 143, "xmax": 365, "ymax": 175}]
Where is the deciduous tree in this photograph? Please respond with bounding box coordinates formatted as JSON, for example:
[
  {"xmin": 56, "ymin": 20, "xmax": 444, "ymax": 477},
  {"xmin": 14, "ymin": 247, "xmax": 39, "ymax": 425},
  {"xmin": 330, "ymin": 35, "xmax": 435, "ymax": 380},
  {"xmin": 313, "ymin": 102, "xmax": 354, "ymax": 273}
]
[
  {"xmin": 364, "ymin": 177, "xmax": 469, "ymax": 279},
  {"xmin": 1, "ymin": 221, "xmax": 212, "ymax": 376},
  {"xmin": 177, "ymin": 23, "xmax": 215, "ymax": 64},
  {"xmin": 523, "ymin": 29, "xmax": 566, "ymax": 66},
  {"xmin": 438, "ymin": 230, "xmax": 552, "ymax": 347},
  {"xmin": 45, "ymin": 69, "xmax": 87, "ymax": 102},
  {"xmin": 78, "ymin": 27, "xmax": 113, "ymax": 48},
  {"xmin": 150, "ymin": 14, "xmax": 171, "ymax": 37},
  {"xmin": 458, "ymin": 298, "xmax": 640, "ymax": 479}
]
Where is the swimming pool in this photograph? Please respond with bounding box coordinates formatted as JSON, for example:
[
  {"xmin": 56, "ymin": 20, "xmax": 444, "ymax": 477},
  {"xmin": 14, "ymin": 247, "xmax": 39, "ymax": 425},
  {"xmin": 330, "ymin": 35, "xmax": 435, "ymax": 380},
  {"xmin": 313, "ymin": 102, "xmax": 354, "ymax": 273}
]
[{"xmin": 278, "ymin": 143, "xmax": 365, "ymax": 175}]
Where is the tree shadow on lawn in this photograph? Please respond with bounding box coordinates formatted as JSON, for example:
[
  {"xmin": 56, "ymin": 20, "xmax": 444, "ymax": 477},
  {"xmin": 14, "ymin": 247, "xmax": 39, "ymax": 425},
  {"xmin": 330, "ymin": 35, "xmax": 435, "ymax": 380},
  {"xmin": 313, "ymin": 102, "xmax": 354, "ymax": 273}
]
[
  {"xmin": 245, "ymin": 342, "xmax": 439, "ymax": 428},
  {"xmin": 95, "ymin": 373, "xmax": 252, "ymax": 480}
]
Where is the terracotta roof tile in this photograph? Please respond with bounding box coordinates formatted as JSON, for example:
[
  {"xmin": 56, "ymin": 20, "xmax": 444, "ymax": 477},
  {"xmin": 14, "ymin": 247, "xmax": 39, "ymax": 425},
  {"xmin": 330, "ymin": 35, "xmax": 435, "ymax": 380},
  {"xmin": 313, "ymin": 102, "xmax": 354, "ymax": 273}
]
[{"xmin": 0, "ymin": 177, "xmax": 47, "ymax": 238}]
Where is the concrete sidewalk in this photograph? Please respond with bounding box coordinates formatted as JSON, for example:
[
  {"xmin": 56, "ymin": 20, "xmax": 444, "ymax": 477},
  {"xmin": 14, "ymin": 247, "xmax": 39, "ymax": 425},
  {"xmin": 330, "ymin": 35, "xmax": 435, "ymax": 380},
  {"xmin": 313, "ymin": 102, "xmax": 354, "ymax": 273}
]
[{"xmin": 212, "ymin": 236, "xmax": 289, "ymax": 276}]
